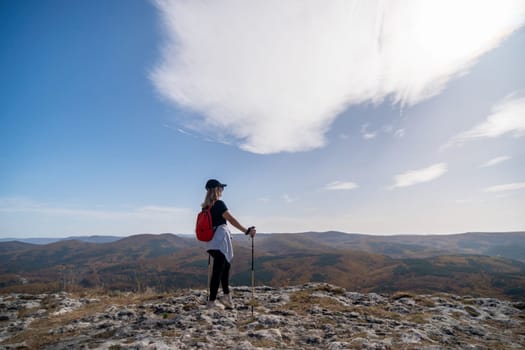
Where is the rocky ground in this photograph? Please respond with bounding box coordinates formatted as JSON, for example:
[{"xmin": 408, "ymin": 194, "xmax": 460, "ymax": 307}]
[{"xmin": 0, "ymin": 283, "xmax": 524, "ymax": 349}]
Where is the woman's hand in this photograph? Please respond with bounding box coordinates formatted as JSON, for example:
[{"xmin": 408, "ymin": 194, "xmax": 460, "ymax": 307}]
[{"xmin": 246, "ymin": 226, "xmax": 256, "ymax": 238}]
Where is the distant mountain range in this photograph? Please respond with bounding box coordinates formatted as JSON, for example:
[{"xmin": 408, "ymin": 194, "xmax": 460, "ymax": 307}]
[
  {"xmin": 0, "ymin": 231, "xmax": 524, "ymax": 300},
  {"xmin": 0, "ymin": 235, "xmax": 123, "ymax": 245}
]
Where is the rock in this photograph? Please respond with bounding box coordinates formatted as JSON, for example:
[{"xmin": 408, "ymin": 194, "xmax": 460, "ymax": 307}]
[
  {"xmin": 249, "ymin": 328, "xmax": 282, "ymax": 342},
  {"xmin": 0, "ymin": 283, "xmax": 523, "ymax": 349},
  {"xmin": 401, "ymin": 330, "xmax": 424, "ymax": 344},
  {"xmin": 116, "ymin": 308, "xmax": 135, "ymax": 320},
  {"xmin": 304, "ymin": 329, "xmax": 323, "ymax": 344},
  {"xmin": 328, "ymin": 341, "xmax": 351, "ymax": 350},
  {"xmin": 234, "ymin": 340, "xmax": 257, "ymax": 350},
  {"xmin": 257, "ymin": 314, "xmax": 285, "ymax": 326}
]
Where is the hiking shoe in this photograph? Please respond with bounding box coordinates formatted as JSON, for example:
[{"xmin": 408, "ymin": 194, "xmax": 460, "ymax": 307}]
[
  {"xmin": 206, "ymin": 300, "xmax": 225, "ymax": 310},
  {"xmin": 219, "ymin": 294, "xmax": 234, "ymax": 309}
]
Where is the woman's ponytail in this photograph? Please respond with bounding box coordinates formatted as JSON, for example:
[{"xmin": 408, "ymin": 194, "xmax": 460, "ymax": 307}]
[{"xmin": 201, "ymin": 187, "xmax": 221, "ymax": 209}]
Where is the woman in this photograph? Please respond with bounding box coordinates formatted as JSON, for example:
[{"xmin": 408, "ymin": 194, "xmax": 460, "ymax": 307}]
[{"xmin": 202, "ymin": 179, "xmax": 256, "ymax": 309}]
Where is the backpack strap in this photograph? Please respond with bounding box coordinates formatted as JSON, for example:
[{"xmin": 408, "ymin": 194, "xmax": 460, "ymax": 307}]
[{"xmin": 207, "ymin": 201, "xmax": 218, "ymax": 232}]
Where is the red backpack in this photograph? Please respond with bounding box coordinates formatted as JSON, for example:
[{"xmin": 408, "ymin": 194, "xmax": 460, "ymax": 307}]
[{"xmin": 195, "ymin": 206, "xmax": 214, "ymax": 242}]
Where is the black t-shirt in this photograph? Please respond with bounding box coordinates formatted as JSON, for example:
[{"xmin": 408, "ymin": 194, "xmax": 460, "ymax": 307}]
[{"xmin": 210, "ymin": 200, "xmax": 228, "ymax": 227}]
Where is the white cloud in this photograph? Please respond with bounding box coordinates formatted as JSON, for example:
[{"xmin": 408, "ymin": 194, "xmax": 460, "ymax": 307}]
[
  {"xmin": 480, "ymin": 155, "xmax": 512, "ymax": 167},
  {"xmin": 446, "ymin": 93, "xmax": 525, "ymax": 148},
  {"xmin": 483, "ymin": 182, "xmax": 525, "ymax": 192},
  {"xmin": 152, "ymin": 0, "xmax": 525, "ymax": 154},
  {"xmin": 324, "ymin": 181, "xmax": 359, "ymax": 191},
  {"xmin": 389, "ymin": 163, "xmax": 448, "ymax": 189}
]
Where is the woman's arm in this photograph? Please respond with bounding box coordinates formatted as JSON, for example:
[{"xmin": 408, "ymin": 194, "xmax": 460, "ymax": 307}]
[{"xmin": 222, "ymin": 210, "xmax": 256, "ymax": 237}]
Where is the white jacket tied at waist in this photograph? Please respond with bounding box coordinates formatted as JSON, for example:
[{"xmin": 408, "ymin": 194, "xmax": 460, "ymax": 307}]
[{"xmin": 205, "ymin": 224, "xmax": 233, "ymax": 263}]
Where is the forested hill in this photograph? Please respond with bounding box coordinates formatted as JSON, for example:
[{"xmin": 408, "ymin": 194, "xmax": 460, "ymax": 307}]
[{"xmin": 1, "ymin": 232, "xmax": 524, "ymax": 300}]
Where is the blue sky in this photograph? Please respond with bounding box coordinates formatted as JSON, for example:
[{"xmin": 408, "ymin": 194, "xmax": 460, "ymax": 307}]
[{"xmin": 1, "ymin": 0, "xmax": 524, "ymax": 237}]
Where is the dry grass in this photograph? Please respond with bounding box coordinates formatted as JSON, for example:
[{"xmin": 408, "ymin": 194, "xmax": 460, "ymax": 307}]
[
  {"xmin": 406, "ymin": 312, "xmax": 431, "ymax": 324},
  {"xmin": 249, "ymin": 337, "xmax": 282, "ymax": 348},
  {"xmin": 414, "ymin": 295, "xmax": 436, "ymax": 307},
  {"xmin": 464, "ymin": 305, "xmax": 481, "ymax": 317},
  {"xmin": 450, "ymin": 311, "xmax": 465, "ymax": 320},
  {"xmin": 391, "ymin": 292, "xmax": 437, "ymax": 307},
  {"xmin": 359, "ymin": 305, "xmax": 401, "ymax": 321},
  {"xmin": 40, "ymin": 294, "xmax": 61, "ymax": 311},
  {"xmin": 286, "ymin": 290, "xmax": 320, "ymax": 312},
  {"xmin": 350, "ymin": 331, "xmax": 369, "ymax": 339},
  {"xmin": 317, "ymin": 316, "xmax": 337, "ymax": 325},
  {"xmin": 16, "ymin": 306, "xmax": 37, "ymax": 319},
  {"xmin": 161, "ymin": 329, "xmax": 182, "ymax": 338},
  {"xmin": 310, "ymin": 283, "xmax": 346, "ymax": 295},
  {"xmin": 391, "ymin": 291, "xmax": 417, "ymax": 300},
  {"xmin": 481, "ymin": 341, "xmax": 520, "ymax": 350},
  {"xmin": 236, "ymin": 315, "xmax": 257, "ymax": 328},
  {"xmin": 463, "ymin": 298, "xmax": 478, "ymax": 305}
]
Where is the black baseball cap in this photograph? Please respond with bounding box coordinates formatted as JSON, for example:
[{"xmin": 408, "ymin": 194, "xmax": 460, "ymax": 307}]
[{"xmin": 205, "ymin": 179, "xmax": 227, "ymax": 190}]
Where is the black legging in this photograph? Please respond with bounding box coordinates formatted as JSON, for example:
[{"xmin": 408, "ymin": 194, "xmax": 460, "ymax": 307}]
[{"xmin": 208, "ymin": 249, "xmax": 230, "ymax": 301}]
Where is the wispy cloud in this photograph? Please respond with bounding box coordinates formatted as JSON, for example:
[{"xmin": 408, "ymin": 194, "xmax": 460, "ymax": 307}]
[
  {"xmin": 394, "ymin": 129, "xmax": 405, "ymax": 138},
  {"xmin": 176, "ymin": 128, "xmax": 192, "ymax": 136},
  {"xmin": 282, "ymin": 193, "xmax": 296, "ymax": 203},
  {"xmin": 0, "ymin": 198, "xmax": 195, "ymax": 236},
  {"xmin": 362, "ymin": 124, "xmax": 406, "ymax": 140},
  {"xmin": 455, "ymin": 199, "xmax": 475, "ymax": 204},
  {"xmin": 483, "ymin": 182, "xmax": 525, "ymax": 192},
  {"xmin": 0, "ymin": 198, "xmax": 191, "ymax": 220},
  {"xmin": 324, "ymin": 181, "xmax": 359, "ymax": 191},
  {"xmin": 445, "ymin": 92, "xmax": 525, "ymax": 148},
  {"xmin": 163, "ymin": 123, "xmax": 194, "ymax": 137},
  {"xmin": 152, "ymin": 0, "xmax": 525, "ymax": 154},
  {"xmin": 389, "ymin": 163, "xmax": 448, "ymax": 189},
  {"xmin": 361, "ymin": 124, "xmax": 377, "ymax": 140},
  {"xmin": 362, "ymin": 133, "xmax": 377, "ymax": 140},
  {"xmin": 480, "ymin": 155, "xmax": 512, "ymax": 167}
]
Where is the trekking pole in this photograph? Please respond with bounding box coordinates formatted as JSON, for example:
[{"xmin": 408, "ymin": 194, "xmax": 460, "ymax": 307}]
[
  {"xmin": 251, "ymin": 235, "xmax": 254, "ymax": 317},
  {"xmin": 207, "ymin": 255, "xmax": 211, "ymax": 302}
]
